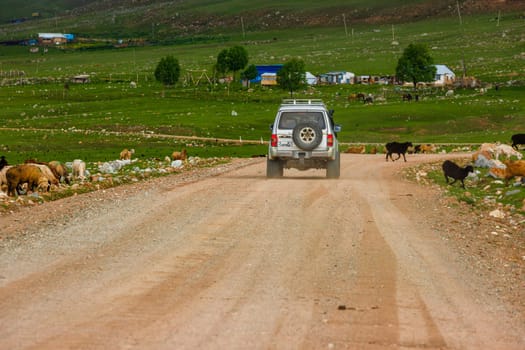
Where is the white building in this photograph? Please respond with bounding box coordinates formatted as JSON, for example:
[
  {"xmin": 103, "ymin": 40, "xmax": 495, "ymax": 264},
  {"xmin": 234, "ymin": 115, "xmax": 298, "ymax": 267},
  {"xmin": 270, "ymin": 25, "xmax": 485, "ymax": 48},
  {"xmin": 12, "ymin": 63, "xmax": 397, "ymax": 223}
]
[{"xmin": 434, "ymin": 64, "xmax": 455, "ymax": 86}]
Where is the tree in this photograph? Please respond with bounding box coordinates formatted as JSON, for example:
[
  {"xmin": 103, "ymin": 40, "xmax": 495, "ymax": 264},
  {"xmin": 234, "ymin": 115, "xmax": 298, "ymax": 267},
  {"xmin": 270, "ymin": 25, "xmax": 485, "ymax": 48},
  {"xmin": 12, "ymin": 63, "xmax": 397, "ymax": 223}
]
[
  {"xmin": 395, "ymin": 43, "xmax": 436, "ymax": 89},
  {"xmin": 154, "ymin": 55, "xmax": 180, "ymax": 87},
  {"xmin": 215, "ymin": 49, "xmax": 229, "ymax": 76},
  {"xmin": 227, "ymin": 46, "xmax": 249, "ymax": 78},
  {"xmin": 215, "ymin": 46, "xmax": 249, "ymax": 81},
  {"xmin": 241, "ymin": 64, "xmax": 258, "ymax": 87},
  {"xmin": 277, "ymin": 58, "xmax": 306, "ymax": 98}
]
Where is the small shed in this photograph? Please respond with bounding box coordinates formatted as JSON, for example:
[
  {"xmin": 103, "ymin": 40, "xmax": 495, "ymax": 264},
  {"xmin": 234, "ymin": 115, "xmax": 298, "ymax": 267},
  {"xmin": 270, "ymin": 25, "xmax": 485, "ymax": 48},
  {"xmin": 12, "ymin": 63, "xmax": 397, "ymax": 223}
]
[
  {"xmin": 71, "ymin": 74, "xmax": 90, "ymax": 83},
  {"xmin": 434, "ymin": 64, "xmax": 455, "ymax": 86},
  {"xmin": 261, "ymin": 73, "xmax": 277, "ymax": 86},
  {"xmin": 253, "ymin": 65, "xmax": 283, "ymax": 84}
]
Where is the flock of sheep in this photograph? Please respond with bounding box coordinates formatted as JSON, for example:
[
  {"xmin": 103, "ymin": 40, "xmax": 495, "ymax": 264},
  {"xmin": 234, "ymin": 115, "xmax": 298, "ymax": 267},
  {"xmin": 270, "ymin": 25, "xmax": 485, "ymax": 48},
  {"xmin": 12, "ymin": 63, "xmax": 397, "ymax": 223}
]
[{"xmin": 0, "ymin": 147, "xmax": 188, "ymax": 198}]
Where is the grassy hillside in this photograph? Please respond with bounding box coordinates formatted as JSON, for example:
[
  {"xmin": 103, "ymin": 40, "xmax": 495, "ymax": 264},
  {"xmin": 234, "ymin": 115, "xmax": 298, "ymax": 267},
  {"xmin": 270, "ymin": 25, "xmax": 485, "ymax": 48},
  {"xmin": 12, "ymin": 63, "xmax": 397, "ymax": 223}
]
[{"xmin": 1, "ymin": 0, "xmax": 524, "ymax": 41}]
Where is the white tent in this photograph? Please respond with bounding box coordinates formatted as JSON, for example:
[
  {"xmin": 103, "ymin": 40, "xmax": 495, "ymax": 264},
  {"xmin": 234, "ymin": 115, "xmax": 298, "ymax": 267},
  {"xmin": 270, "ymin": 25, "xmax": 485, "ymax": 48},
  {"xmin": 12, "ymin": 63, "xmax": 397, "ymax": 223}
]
[{"xmin": 305, "ymin": 72, "xmax": 317, "ymax": 85}]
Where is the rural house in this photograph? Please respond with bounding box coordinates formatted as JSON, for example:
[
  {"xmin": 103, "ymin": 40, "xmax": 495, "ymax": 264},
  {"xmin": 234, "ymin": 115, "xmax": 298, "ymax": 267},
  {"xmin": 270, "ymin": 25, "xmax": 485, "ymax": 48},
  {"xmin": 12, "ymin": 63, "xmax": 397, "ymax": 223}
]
[
  {"xmin": 38, "ymin": 33, "xmax": 75, "ymax": 45},
  {"xmin": 434, "ymin": 64, "xmax": 456, "ymax": 86},
  {"xmin": 319, "ymin": 71, "xmax": 355, "ymax": 84}
]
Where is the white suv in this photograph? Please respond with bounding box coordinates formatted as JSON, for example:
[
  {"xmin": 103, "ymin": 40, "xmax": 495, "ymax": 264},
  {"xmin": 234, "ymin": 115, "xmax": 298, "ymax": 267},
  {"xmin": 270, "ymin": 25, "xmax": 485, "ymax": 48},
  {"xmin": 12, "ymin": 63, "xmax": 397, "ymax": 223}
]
[{"xmin": 267, "ymin": 99, "xmax": 341, "ymax": 178}]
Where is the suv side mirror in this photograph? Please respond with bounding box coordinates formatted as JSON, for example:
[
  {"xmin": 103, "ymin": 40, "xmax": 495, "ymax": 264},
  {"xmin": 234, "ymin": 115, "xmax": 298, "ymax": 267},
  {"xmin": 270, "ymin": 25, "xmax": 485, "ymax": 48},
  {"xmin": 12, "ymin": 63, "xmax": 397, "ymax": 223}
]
[
  {"xmin": 334, "ymin": 125, "xmax": 342, "ymax": 133},
  {"xmin": 269, "ymin": 124, "xmax": 273, "ymax": 131}
]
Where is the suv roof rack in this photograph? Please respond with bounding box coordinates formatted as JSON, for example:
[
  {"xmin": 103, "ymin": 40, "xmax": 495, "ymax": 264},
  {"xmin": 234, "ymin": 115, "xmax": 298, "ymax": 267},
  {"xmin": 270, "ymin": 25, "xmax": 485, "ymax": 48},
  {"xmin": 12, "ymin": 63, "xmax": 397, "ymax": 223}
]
[{"xmin": 281, "ymin": 99, "xmax": 325, "ymax": 106}]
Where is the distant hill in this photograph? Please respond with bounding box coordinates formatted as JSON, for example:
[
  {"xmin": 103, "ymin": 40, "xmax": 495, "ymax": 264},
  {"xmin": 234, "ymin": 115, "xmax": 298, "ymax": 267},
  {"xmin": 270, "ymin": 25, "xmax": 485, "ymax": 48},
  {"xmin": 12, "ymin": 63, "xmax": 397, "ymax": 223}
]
[{"xmin": 1, "ymin": 0, "xmax": 524, "ymax": 40}]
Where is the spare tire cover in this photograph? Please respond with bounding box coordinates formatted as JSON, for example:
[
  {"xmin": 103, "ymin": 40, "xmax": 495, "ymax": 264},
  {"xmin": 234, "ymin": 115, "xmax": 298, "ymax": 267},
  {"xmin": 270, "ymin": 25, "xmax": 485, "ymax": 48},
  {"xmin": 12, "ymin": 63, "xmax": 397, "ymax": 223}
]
[{"xmin": 292, "ymin": 121, "xmax": 323, "ymax": 151}]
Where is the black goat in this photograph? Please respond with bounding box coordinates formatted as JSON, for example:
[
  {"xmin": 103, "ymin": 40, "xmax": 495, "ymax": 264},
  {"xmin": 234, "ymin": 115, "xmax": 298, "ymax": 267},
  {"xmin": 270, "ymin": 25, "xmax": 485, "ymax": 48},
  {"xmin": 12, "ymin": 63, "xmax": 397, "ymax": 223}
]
[
  {"xmin": 442, "ymin": 160, "xmax": 474, "ymax": 189},
  {"xmin": 385, "ymin": 141, "xmax": 413, "ymax": 162},
  {"xmin": 511, "ymin": 133, "xmax": 525, "ymax": 150},
  {"xmin": 0, "ymin": 155, "xmax": 7, "ymax": 171}
]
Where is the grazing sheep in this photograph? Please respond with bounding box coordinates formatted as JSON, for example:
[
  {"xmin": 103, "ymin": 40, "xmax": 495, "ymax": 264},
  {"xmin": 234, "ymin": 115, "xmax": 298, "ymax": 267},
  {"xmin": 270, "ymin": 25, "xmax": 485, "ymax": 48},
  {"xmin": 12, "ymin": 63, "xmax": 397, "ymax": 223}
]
[
  {"xmin": 72, "ymin": 159, "xmax": 87, "ymax": 181},
  {"xmin": 477, "ymin": 142, "xmax": 522, "ymax": 160},
  {"xmin": 494, "ymin": 143, "xmax": 522, "ymax": 160},
  {"xmin": 385, "ymin": 141, "xmax": 413, "ymax": 162},
  {"xmin": 6, "ymin": 164, "xmax": 50, "ymax": 196},
  {"xmin": 120, "ymin": 148, "xmax": 135, "ymax": 160},
  {"xmin": 511, "ymin": 133, "xmax": 525, "ymax": 150},
  {"xmin": 493, "ymin": 160, "xmax": 525, "ymax": 183},
  {"xmin": 0, "ymin": 155, "xmax": 7, "ymax": 170},
  {"xmin": 419, "ymin": 144, "xmax": 437, "ymax": 154},
  {"xmin": 442, "ymin": 160, "xmax": 474, "ymax": 189},
  {"xmin": 445, "ymin": 89, "xmax": 454, "ymax": 97},
  {"xmin": 172, "ymin": 149, "xmax": 187, "ymax": 161},
  {"xmin": 30, "ymin": 164, "xmax": 59, "ymax": 187},
  {"xmin": 48, "ymin": 160, "xmax": 71, "ymax": 185},
  {"xmin": 0, "ymin": 165, "xmax": 13, "ymax": 192},
  {"xmin": 345, "ymin": 145, "xmax": 365, "ymax": 154},
  {"xmin": 347, "ymin": 93, "xmax": 358, "ymax": 101},
  {"xmin": 411, "ymin": 144, "xmax": 421, "ymax": 154}
]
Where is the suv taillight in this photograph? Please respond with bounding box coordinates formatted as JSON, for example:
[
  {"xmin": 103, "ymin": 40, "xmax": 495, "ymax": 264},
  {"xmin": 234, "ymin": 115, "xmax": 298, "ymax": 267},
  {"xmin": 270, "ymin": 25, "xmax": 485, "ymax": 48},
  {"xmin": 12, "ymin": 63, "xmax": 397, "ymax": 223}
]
[
  {"xmin": 327, "ymin": 134, "xmax": 334, "ymax": 147},
  {"xmin": 271, "ymin": 134, "xmax": 278, "ymax": 147}
]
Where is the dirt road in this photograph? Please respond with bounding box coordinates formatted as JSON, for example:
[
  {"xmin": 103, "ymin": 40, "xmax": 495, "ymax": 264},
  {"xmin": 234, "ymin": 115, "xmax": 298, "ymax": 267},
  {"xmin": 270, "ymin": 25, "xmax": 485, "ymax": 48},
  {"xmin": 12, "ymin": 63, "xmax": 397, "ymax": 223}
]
[{"xmin": 0, "ymin": 154, "xmax": 523, "ymax": 349}]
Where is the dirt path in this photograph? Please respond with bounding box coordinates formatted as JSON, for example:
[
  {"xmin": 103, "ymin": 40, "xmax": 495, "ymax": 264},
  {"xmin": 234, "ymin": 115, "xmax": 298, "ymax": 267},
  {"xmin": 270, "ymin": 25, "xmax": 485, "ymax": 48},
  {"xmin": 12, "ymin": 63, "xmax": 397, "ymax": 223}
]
[{"xmin": 0, "ymin": 154, "xmax": 523, "ymax": 349}]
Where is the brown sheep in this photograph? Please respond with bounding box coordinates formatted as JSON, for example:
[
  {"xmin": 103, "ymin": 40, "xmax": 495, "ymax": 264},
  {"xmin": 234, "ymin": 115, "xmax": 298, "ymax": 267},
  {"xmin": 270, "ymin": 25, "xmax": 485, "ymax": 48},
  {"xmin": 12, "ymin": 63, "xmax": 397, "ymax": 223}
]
[
  {"xmin": 120, "ymin": 148, "xmax": 135, "ymax": 160},
  {"xmin": 31, "ymin": 164, "xmax": 59, "ymax": 187},
  {"xmin": 48, "ymin": 160, "xmax": 71, "ymax": 185},
  {"xmin": 344, "ymin": 145, "xmax": 365, "ymax": 154},
  {"xmin": 6, "ymin": 164, "xmax": 50, "ymax": 196},
  {"xmin": 172, "ymin": 149, "xmax": 187, "ymax": 161},
  {"xmin": 491, "ymin": 160, "xmax": 525, "ymax": 183},
  {"xmin": 419, "ymin": 144, "xmax": 436, "ymax": 154}
]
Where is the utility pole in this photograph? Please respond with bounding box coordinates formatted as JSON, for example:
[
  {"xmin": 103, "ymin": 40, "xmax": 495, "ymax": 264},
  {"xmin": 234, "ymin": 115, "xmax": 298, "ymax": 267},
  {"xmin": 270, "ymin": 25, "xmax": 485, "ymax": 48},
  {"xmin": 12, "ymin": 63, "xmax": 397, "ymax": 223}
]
[
  {"xmin": 241, "ymin": 17, "xmax": 245, "ymax": 39},
  {"xmin": 343, "ymin": 14, "xmax": 348, "ymax": 37},
  {"xmin": 456, "ymin": 0, "xmax": 467, "ymax": 83},
  {"xmin": 392, "ymin": 24, "xmax": 395, "ymax": 41}
]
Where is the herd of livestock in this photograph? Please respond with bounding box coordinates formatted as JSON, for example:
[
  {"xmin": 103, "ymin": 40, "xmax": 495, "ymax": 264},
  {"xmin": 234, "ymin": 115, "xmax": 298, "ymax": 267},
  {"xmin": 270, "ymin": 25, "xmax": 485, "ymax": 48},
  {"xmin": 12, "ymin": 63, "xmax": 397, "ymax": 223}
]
[
  {"xmin": 0, "ymin": 134, "xmax": 524, "ymax": 198},
  {"xmin": 382, "ymin": 133, "xmax": 525, "ymax": 189},
  {"xmin": 0, "ymin": 147, "xmax": 189, "ymax": 198}
]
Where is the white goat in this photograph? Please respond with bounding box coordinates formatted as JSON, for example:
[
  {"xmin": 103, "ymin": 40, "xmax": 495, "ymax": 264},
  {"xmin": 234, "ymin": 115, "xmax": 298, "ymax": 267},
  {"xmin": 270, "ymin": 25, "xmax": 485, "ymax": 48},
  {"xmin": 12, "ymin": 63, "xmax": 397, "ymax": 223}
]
[{"xmin": 72, "ymin": 159, "xmax": 87, "ymax": 181}]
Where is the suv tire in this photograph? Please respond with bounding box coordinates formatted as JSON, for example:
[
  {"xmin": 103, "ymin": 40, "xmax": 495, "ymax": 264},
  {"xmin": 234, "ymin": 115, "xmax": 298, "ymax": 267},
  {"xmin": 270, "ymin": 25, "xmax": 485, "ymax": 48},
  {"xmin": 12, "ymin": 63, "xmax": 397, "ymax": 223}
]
[
  {"xmin": 292, "ymin": 122, "xmax": 323, "ymax": 151},
  {"xmin": 326, "ymin": 151, "xmax": 340, "ymax": 179},
  {"xmin": 266, "ymin": 158, "xmax": 283, "ymax": 178}
]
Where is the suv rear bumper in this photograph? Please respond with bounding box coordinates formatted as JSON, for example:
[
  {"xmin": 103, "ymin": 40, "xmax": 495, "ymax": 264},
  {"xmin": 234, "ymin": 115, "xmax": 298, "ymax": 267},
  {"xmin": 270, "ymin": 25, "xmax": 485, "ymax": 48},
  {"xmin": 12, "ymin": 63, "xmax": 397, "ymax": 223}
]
[{"xmin": 268, "ymin": 147, "xmax": 337, "ymax": 160}]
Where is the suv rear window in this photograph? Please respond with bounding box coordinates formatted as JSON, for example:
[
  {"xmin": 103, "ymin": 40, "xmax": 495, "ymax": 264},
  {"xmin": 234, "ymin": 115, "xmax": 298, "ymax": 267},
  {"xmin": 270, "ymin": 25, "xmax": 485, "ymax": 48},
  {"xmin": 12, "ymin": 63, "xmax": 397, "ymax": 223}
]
[{"xmin": 278, "ymin": 112, "xmax": 326, "ymax": 130}]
